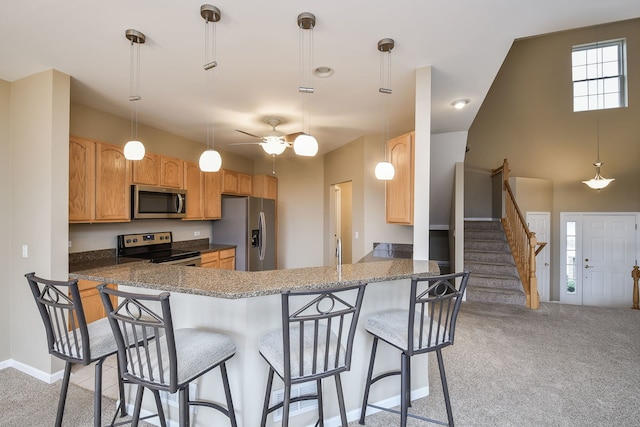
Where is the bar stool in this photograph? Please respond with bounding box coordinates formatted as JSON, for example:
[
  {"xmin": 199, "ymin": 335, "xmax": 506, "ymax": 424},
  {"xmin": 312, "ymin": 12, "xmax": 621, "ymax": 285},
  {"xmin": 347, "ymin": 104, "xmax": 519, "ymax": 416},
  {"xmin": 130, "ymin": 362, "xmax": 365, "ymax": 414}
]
[
  {"xmin": 359, "ymin": 271, "xmax": 470, "ymax": 427},
  {"xmin": 259, "ymin": 283, "xmax": 366, "ymax": 427},
  {"xmin": 25, "ymin": 272, "xmax": 130, "ymax": 427},
  {"xmin": 98, "ymin": 285, "xmax": 238, "ymax": 427}
]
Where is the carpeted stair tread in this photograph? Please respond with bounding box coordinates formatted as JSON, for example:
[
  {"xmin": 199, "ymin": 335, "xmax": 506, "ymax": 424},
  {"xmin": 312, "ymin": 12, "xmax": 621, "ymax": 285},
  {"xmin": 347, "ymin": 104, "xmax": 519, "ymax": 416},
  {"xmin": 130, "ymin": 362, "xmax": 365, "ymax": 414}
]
[{"xmin": 464, "ymin": 220, "xmax": 525, "ymax": 306}]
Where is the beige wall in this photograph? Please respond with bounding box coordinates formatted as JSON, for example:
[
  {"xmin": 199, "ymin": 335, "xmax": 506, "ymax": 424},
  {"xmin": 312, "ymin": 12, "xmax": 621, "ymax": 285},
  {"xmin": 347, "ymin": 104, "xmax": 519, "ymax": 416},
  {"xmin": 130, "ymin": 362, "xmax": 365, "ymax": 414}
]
[
  {"xmin": 466, "ymin": 18, "xmax": 640, "ymax": 298},
  {"xmin": 0, "ymin": 80, "xmax": 10, "ymax": 362},
  {"xmin": 10, "ymin": 70, "xmax": 70, "ymax": 373}
]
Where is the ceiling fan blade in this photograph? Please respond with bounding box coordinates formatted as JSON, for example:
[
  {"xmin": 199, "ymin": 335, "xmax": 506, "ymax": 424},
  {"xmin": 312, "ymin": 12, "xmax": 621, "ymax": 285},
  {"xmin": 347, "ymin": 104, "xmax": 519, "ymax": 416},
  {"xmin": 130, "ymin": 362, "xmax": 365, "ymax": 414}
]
[
  {"xmin": 229, "ymin": 141, "xmax": 264, "ymax": 146},
  {"xmin": 235, "ymin": 129, "xmax": 264, "ymax": 139},
  {"xmin": 284, "ymin": 131, "xmax": 305, "ymax": 143}
]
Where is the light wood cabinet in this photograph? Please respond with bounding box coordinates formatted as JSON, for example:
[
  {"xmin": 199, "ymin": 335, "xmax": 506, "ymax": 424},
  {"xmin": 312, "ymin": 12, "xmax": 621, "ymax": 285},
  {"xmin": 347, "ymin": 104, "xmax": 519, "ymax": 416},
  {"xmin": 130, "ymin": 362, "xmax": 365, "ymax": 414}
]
[
  {"xmin": 222, "ymin": 169, "xmax": 252, "ymax": 196},
  {"xmin": 183, "ymin": 161, "xmax": 222, "ymax": 220},
  {"xmin": 69, "ymin": 136, "xmax": 95, "ymax": 222},
  {"xmin": 200, "ymin": 251, "xmax": 220, "ymax": 269},
  {"xmin": 183, "ymin": 161, "xmax": 204, "ymax": 220},
  {"xmin": 70, "ymin": 137, "xmax": 131, "ymax": 223},
  {"xmin": 201, "ymin": 248, "xmax": 235, "ymax": 270},
  {"xmin": 203, "ymin": 170, "xmax": 222, "ymax": 219},
  {"xmin": 386, "ymin": 131, "xmax": 414, "ymax": 225},
  {"xmin": 160, "ymin": 156, "xmax": 184, "ymax": 188},
  {"xmin": 131, "ymin": 152, "xmax": 161, "ymax": 185},
  {"xmin": 74, "ymin": 280, "xmax": 117, "ymax": 325},
  {"xmin": 95, "ymin": 142, "xmax": 131, "ymax": 222},
  {"xmin": 252, "ymin": 175, "xmax": 278, "ymax": 200},
  {"xmin": 132, "ymin": 153, "xmax": 183, "ymax": 188},
  {"xmin": 219, "ymin": 248, "xmax": 236, "ymax": 270}
]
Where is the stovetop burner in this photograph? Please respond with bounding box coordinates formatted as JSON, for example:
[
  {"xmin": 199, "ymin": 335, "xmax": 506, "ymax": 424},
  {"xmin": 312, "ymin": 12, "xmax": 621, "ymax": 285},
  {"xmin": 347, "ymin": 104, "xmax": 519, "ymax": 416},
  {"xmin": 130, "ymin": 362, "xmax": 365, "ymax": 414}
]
[{"xmin": 117, "ymin": 231, "xmax": 200, "ymax": 263}]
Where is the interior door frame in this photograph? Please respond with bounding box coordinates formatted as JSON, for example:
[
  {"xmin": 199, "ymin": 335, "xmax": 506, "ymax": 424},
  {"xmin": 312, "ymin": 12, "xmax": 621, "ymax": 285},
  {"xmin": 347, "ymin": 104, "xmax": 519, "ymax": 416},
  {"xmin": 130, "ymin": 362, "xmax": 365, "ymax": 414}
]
[
  {"xmin": 526, "ymin": 211, "xmax": 550, "ymax": 302},
  {"xmin": 560, "ymin": 212, "xmax": 639, "ymax": 306}
]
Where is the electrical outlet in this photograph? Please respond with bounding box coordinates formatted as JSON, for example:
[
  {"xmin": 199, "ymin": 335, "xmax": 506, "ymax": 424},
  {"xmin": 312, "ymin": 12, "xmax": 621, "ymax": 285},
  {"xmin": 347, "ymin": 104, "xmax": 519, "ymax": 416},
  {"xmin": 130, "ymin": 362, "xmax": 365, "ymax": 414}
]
[
  {"xmin": 68, "ymin": 240, "xmax": 72, "ymax": 248},
  {"xmin": 194, "ymin": 231, "xmax": 201, "ymax": 237},
  {"xmin": 22, "ymin": 244, "xmax": 28, "ymax": 258}
]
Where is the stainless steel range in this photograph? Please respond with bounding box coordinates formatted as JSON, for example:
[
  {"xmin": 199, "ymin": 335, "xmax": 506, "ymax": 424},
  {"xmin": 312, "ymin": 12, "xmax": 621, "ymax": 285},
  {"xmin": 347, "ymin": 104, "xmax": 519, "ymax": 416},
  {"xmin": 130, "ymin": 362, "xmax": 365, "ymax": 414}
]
[{"xmin": 117, "ymin": 231, "xmax": 201, "ymax": 266}]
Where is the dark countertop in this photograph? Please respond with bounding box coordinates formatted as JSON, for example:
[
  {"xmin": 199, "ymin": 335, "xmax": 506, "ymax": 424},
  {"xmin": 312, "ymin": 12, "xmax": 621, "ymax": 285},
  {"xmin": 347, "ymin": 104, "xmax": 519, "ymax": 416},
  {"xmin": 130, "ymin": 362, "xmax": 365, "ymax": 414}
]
[
  {"xmin": 68, "ymin": 240, "xmax": 237, "ymax": 273},
  {"xmin": 359, "ymin": 242, "xmax": 413, "ymax": 263}
]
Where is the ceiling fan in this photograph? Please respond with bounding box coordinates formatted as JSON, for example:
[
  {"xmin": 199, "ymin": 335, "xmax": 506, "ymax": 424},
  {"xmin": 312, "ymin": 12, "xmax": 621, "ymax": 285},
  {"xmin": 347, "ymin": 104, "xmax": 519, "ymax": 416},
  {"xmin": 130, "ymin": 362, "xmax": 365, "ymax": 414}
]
[{"xmin": 234, "ymin": 118, "xmax": 304, "ymax": 156}]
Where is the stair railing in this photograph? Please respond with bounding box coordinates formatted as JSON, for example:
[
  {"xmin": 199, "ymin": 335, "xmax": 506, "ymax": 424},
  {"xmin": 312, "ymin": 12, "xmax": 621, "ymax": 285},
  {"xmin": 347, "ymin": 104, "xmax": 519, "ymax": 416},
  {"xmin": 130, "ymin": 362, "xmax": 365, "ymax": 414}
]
[{"xmin": 492, "ymin": 159, "xmax": 547, "ymax": 309}]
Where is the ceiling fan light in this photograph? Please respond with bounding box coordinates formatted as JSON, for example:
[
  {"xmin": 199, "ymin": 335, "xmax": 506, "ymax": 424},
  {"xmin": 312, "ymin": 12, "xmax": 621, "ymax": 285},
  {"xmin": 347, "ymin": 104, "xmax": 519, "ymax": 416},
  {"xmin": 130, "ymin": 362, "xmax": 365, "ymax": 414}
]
[
  {"xmin": 293, "ymin": 134, "xmax": 318, "ymax": 156},
  {"xmin": 199, "ymin": 148, "xmax": 222, "ymax": 172},
  {"xmin": 261, "ymin": 139, "xmax": 287, "ymax": 155},
  {"xmin": 375, "ymin": 161, "xmax": 395, "ymax": 180},
  {"xmin": 124, "ymin": 140, "xmax": 145, "ymax": 160}
]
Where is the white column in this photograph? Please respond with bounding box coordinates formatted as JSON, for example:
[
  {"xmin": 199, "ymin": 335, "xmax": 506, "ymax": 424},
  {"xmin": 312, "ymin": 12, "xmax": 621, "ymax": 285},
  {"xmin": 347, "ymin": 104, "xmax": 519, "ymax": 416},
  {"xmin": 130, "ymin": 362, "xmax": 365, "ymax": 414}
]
[{"xmin": 413, "ymin": 67, "xmax": 431, "ymax": 260}]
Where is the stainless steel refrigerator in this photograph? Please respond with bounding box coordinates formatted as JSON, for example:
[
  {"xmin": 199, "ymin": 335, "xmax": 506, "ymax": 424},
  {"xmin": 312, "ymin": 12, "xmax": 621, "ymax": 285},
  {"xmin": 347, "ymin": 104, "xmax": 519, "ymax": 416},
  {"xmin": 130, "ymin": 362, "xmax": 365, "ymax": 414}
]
[{"xmin": 211, "ymin": 196, "xmax": 276, "ymax": 271}]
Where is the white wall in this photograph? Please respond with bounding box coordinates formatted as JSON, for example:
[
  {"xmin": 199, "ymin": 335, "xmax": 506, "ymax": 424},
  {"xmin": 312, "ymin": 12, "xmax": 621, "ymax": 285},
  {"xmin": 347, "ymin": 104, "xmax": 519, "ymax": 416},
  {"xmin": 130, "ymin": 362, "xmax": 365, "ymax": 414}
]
[
  {"xmin": 0, "ymin": 80, "xmax": 11, "ymax": 362},
  {"xmin": 430, "ymin": 131, "xmax": 468, "ymax": 228},
  {"xmin": 413, "ymin": 66, "xmax": 432, "ymax": 260},
  {"xmin": 273, "ymin": 156, "xmax": 325, "ymax": 268},
  {"xmin": 10, "ymin": 70, "xmax": 70, "ymax": 373}
]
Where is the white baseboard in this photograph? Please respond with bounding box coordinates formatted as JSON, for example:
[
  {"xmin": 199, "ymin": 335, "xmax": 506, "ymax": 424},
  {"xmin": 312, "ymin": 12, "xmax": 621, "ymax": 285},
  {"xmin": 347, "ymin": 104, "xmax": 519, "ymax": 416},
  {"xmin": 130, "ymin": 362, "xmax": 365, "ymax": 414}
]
[{"xmin": 0, "ymin": 359, "xmax": 64, "ymax": 384}]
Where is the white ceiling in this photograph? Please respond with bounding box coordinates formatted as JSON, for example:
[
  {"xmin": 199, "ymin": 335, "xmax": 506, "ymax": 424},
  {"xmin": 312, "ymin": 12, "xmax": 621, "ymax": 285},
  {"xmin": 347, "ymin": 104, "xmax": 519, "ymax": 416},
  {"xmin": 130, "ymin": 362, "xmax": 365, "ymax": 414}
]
[{"xmin": 2, "ymin": 1, "xmax": 639, "ymax": 159}]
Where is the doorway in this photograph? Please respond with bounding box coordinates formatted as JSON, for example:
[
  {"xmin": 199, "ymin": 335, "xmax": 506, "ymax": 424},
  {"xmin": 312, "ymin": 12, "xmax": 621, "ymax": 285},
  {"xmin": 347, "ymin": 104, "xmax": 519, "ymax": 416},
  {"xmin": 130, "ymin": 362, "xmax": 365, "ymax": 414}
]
[
  {"xmin": 526, "ymin": 212, "xmax": 550, "ymax": 302},
  {"xmin": 329, "ymin": 182, "xmax": 353, "ymax": 265},
  {"xmin": 560, "ymin": 213, "xmax": 638, "ymax": 307}
]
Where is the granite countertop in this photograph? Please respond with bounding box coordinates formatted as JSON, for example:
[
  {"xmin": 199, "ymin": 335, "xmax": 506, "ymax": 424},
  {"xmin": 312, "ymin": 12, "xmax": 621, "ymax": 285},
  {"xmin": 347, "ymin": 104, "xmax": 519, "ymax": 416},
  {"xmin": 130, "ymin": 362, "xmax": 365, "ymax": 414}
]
[
  {"xmin": 68, "ymin": 240, "xmax": 237, "ymax": 272},
  {"xmin": 69, "ymin": 259, "xmax": 440, "ymax": 299}
]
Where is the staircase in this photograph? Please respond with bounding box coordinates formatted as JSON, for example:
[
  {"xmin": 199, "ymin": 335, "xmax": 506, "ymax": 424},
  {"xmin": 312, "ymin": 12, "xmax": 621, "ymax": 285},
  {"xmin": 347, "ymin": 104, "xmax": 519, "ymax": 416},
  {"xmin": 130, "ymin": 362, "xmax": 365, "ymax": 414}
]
[{"xmin": 464, "ymin": 220, "xmax": 526, "ymax": 306}]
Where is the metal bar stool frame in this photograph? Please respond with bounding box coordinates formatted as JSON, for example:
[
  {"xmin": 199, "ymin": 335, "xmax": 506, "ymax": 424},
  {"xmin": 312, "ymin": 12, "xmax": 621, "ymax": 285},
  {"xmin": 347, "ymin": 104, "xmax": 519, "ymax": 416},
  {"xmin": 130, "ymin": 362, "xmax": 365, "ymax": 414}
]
[
  {"xmin": 359, "ymin": 271, "xmax": 470, "ymax": 427},
  {"xmin": 25, "ymin": 272, "xmax": 131, "ymax": 427},
  {"xmin": 98, "ymin": 284, "xmax": 238, "ymax": 427},
  {"xmin": 259, "ymin": 283, "xmax": 367, "ymax": 427}
]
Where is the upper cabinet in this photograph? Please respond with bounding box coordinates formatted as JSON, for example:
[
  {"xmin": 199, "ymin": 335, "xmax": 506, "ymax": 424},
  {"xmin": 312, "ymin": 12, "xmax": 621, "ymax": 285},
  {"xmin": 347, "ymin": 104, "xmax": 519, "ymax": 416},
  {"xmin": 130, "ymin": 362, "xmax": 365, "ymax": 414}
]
[
  {"xmin": 183, "ymin": 161, "xmax": 221, "ymax": 220},
  {"xmin": 132, "ymin": 153, "xmax": 184, "ymax": 189},
  {"xmin": 69, "ymin": 136, "xmax": 96, "ymax": 222},
  {"xmin": 95, "ymin": 141, "xmax": 131, "ymax": 222},
  {"xmin": 386, "ymin": 131, "xmax": 414, "ymax": 225},
  {"xmin": 160, "ymin": 156, "xmax": 184, "ymax": 188},
  {"xmin": 252, "ymin": 175, "xmax": 278, "ymax": 200},
  {"xmin": 70, "ymin": 137, "xmax": 131, "ymax": 223},
  {"xmin": 222, "ymin": 169, "xmax": 252, "ymax": 196},
  {"xmin": 131, "ymin": 153, "xmax": 161, "ymax": 186}
]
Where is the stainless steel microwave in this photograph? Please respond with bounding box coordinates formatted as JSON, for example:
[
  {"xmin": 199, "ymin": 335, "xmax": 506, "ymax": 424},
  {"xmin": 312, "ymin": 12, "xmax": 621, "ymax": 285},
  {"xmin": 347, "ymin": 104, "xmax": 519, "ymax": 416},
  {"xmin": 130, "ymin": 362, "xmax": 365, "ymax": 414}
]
[{"xmin": 131, "ymin": 185, "xmax": 186, "ymax": 219}]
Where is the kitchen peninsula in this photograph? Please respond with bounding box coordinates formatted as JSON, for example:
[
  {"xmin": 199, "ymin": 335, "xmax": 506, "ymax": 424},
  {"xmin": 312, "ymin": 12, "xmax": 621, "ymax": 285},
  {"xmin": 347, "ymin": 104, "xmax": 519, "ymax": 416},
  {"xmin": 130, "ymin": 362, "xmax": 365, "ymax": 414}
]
[{"xmin": 70, "ymin": 259, "xmax": 440, "ymax": 426}]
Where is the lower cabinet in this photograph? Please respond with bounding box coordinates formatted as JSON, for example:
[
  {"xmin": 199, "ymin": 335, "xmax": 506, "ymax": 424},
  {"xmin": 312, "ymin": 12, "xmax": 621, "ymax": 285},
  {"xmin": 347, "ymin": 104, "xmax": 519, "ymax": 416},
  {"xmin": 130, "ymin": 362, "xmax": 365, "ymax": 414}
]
[
  {"xmin": 74, "ymin": 280, "xmax": 117, "ymax": 325},
  {"xmin": 201, "ymin": 248, "xmax": 236, "ymax": 270}
]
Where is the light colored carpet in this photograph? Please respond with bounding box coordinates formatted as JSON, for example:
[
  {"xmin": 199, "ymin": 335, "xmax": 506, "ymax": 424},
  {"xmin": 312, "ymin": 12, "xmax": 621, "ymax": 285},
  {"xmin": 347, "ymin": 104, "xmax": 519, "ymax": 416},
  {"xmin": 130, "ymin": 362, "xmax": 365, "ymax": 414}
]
[
  {"xmin": 352, "ymin": 301, "xmax": 640, "ymax": 426},
  {"xmin": 3, "ymin": 301, "xmax": 639, "ymax": 426},
  {"xmin": 0, "ymin": 368, "xmax": 152, "ymax": 427}
]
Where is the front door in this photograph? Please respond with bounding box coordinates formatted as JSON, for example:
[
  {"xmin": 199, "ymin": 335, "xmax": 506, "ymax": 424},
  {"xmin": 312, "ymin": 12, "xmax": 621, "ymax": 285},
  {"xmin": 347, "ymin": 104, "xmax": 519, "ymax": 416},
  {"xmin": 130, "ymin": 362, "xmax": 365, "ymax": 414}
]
[
  {"xmin": 561, "ymin": 213, "xmax": 637, "ymax": 307},
  {"xmin": 582, "ymin": 215, "xmax": 636, "ymax": 307}
]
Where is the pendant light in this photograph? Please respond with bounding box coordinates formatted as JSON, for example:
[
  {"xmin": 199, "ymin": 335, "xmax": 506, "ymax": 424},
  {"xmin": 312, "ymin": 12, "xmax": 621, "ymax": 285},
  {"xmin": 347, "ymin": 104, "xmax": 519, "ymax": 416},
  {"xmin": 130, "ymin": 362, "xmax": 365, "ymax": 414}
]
[
  {"xmin": 375, "ymin": 38, "xmax": 395, "ymax": 180},
  {"xmin": 199, "ymin": 4, "xmax": 223, "ymax": 172},
  {"xmin": 582, "ymin": 120, "xmax": 614, "ymax": 189},
  {"xmin": 124, "ymin": 29, "xmax": 146, "ymax": 161},
  {"xmin": 293, "ymin": 12, "xmax": 319, "ymax": 157},
  {"xmin": 581, "ymin": 29, "xmax": 614, "ymax": 190}
]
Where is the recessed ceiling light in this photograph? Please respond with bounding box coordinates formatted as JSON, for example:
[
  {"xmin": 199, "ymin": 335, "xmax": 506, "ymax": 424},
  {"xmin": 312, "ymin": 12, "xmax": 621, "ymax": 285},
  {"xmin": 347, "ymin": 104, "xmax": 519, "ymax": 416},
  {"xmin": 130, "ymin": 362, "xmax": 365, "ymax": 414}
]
[
  {"xmin": 314, "ymin": 66, "xmax": 334, "ymax": 78},
  {"xmin": 451, "ymin": 99, "xmax": 470, "ymax": 109}
]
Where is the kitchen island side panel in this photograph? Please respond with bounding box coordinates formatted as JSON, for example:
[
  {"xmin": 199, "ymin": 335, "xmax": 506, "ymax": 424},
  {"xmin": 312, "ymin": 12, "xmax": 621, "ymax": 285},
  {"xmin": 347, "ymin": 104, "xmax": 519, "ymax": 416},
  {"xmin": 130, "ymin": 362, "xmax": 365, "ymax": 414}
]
[{"xmin": 117, "ymin": 278, "xmax": 429, "ymax": 426}]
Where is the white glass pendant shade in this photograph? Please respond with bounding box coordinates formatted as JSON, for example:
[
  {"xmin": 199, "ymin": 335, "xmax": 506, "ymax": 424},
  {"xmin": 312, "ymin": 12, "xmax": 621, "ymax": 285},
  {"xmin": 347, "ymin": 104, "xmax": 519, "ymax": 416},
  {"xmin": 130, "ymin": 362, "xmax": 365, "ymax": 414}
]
[
  {"xmin": 582, "ymin": 162, "xmax": 614, "ymax": 189},
  {"xmin": 375, "ymin": 161, "xmax": 395, "ymax": 180},
  {"xmin": 261, "ymin": 138, "xmax": 287, "ymax": 156},
  {"xmin": 199, "ymin": 149, "xmax": 222, "ymax": 172},
  {"xmin": 293, "ymin": 134, "xmax": 318, "ymax": 156},
  {"xmin": 124, "ymin": 140, "xmax": 145, "ymax": 160}
]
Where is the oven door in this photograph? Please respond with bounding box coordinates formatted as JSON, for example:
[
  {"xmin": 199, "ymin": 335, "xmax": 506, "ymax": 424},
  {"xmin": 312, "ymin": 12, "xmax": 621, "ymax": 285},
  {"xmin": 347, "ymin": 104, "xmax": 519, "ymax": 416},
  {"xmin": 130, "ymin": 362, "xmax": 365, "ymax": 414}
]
[{"xmin": 156, "ymin": 255, "xmax": 201, "ymax": 267}]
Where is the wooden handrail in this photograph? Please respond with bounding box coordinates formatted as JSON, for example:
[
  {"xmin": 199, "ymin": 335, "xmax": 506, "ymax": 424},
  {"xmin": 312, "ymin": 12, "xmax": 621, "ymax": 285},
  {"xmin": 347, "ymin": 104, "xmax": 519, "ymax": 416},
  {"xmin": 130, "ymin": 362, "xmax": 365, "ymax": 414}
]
[{"xmin": 498, "ymin": 159, "xmax": 546, "ymax": 309}]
